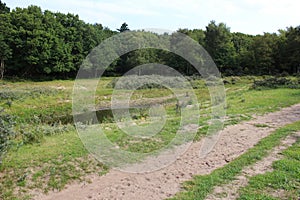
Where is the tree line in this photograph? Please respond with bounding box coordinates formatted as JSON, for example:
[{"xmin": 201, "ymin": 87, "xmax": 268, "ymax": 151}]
[
  {"xmin": 0, "ymin": 1, "xmax": 114, "ymax": 79},
  {"xmin": 0, "ymin": 1, "xmax": 299, "ymax": 79}
]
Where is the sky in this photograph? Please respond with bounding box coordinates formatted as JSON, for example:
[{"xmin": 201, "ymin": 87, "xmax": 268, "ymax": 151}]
[{"xmin": 5, "ymin": 0, "xmax": 300, "ymax": 35}]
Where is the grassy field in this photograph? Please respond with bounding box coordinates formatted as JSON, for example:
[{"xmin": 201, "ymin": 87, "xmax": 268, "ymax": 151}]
[{"xmin": 1, "ymin": 76, "xmax": 300, "ymax": 199}]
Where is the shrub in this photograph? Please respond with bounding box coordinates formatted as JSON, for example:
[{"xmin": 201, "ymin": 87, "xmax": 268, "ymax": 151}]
[
  {"xmin": 0, "ymin": 87, "xmax": 59, "ymax": 101},
  {"xmin": 20, "ymin": 128, "xmax": 44, "ymax": 144},
  {"xmin": 205, "ymin": 75, "xmax": 224, "ymax": 86},
  {"xmin": 251, "ymin": 77, "xmax": 299, "ymax": 90},
  {"xmin": 107, "ymin": 75, "xmax": 188, "ymax": 90},
  {"xmin": 0, "ymin": 108, "xmax": 16, "ymax": 164},
  {"xmin": 19, "ymin": 115, "xmax": 75, "ymax": 144}
]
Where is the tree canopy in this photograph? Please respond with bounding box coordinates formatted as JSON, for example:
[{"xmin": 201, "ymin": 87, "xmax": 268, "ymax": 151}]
[
  {"xmin": 117, "ymin": 22, "xmax": 130, "ymax": 32},
  {"xmin": 0, "ymin": 1, "xmax": 299, "ymax": 79}
]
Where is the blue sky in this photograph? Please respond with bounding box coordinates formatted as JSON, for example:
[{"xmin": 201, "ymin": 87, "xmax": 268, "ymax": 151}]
[{"xmin": 5, "ymin": 0, "xmax": 300, "ymax": 35}]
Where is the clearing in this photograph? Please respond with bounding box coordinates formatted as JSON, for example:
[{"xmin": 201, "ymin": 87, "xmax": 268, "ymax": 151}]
[
  {"xmin": 36, "ymin": 103, "xmax": 300, "ymax": 200},
  {"xmin": 1, "ymin": 76, "xmax": 300, "ymax": 200}
]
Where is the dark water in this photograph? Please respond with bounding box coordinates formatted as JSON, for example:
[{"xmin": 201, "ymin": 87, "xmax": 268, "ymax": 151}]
[{"xmin": 56, "ymin": 107, "xmax": 149, "ymax": 125}]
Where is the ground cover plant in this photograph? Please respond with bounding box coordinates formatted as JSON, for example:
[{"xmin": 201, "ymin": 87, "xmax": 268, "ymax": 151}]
[{"xmin": 0, "ymin": 76, "xmax": 300, "ymax": 199}]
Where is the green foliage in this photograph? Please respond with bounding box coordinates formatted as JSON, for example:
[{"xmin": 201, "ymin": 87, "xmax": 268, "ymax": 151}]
[
  {"xmin": 2, "ymin": 5, "xmax": 115, "ymax": 79},
  {"xmin": 117, "ymin": 22, "xmax": 130, "ymax": 32},
  {"xmin": 0, "ymin": 108, "xmax": 15, "ymax": 164},
  {"xmin": 280, "ymin": 26, "xmax": 300, "ymax": 74},
  {"xmin": 0, "ymin": 2, "xmax": 12, "ymax": 79},
  {"xmin": 0, "ymin": 78, "xmax": 300, "ymax": 199},
  {"xmin": 20, "ymin": 123, "xmax": 75, "ymax": 144},
  {"xmin": 0, "ymin": 1, "xmax": 9, "ymax": 14},
  {"xmin": 204, "ymin": 21, "xmax": 237, "ymax": 74},
  {"xmin": 251, "ymin": 77, "xmax": 300, "ymax": 89},
  {"xmin": 177, "ymin": 28, "xmax": 205, "ymax": 46},
  {"xmin": 0, "ymin": 87, "xmax": 59, "ymax": 101},
  {"xmin": 107, "ymin": 75, "xmax": 188, "ymax": 89},
  {"xmin": 0, "ymin": 131, "xmax": 107, "ymax": 200},
  {"xmin": 0, "ymin": 1, "xmax": 299, "ymax": 78}
]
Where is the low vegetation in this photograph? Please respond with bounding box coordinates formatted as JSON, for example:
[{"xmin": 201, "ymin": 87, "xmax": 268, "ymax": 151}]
[
  {"xmin": 0, "ymin": 109, "xmax": 16, "ymax": 164},
  {"xmin": 0, "ymin": 1, "xmax": 299, "ymax": 199},
  {"xmin": 170, "ymin": 121, "xmax": 300, "ymax": 200},
  {"xmin": 0, "ymin": 76, "xmax": 300, "ymax": 199},
  {"xmin": 238, "ymin": 136, "xmax": 300, "ymax": 199},
  {"xmin": 107, "ymin": 75, "xmax": 189, "ymax": 90},
  {"xmin": 251, "ymin": 76, "xmax": 300, "ymax": 90}
]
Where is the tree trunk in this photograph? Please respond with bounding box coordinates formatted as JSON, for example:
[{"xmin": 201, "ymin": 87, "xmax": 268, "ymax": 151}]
[{"xmin": 0, "ymin": 59, "xmax": 4, "ymax": 80}]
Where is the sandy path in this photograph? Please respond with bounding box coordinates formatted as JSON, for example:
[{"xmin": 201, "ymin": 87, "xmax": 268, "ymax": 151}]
[
  {"xmin": 36, "ymin": 104, "xmax": 300, "ymax": 200},
  {"xmin": 206, "ymin": 131, "xmax": 300, "ymax": 200}
]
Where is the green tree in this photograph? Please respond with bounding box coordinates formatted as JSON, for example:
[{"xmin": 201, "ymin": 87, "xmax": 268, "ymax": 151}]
[
  {"xmin": 0, "ymin": 0, "xmax": 9, "ymax": 14},
  {"xmin": 4, "ymin": 5, "xmax": 113, "ymax": 78},
  {"xmin": 178, "ymin": 28, "xmax": 205, "ymax": 46},
  {"xmin": 204, "ymin": 21, "xmax": 236, "ymax": 74},
  {"xmin": 232, "ymin": 32, "xmax": 254, "ymax": 75},
  {"xmin": 117, "ymin": 22, "xmax": 130, "ymax": 32},
  {"xmin": 0, "ymin": 2, "xmax": 11, "ymax": 79},
  {"xmin": 281, "ymin": 26, "xmax": 300, "ymax": 74},
  {"xmin": 249, "ymin": 33, "xmax": 278, "ymax": 75},
  {"xmin": 0, "ymin": 35, "xmax": 11, "ymax": 79},
  {"xmin": 7, "ymin": 6, "xmax": 50, "ymax": 76}
]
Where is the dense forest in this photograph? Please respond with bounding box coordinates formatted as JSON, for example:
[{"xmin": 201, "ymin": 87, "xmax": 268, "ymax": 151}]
[{"xmin": 0, "ymin": 0, "xmax": 299, "ymax": 79}]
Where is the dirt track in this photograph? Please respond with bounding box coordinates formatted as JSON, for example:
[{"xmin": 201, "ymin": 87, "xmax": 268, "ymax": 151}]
[
  {"xmin": 206, "ymin": 131, "xmax": 300, "ymax": 200},
  {"xmin": 36, "ymin": 103, "xmax": 300, "ymax": 200}
]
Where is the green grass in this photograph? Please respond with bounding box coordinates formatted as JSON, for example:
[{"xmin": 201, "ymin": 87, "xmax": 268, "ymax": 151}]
[
  {"xmin": 170, "ymin": 121, "xmax": 300, "ymax": 200},
  {"xmin": 0, "ymin": 80, "xmax": 73, "ymax": 124},
  {"xmin": 238, "ymin": 137, "xmax": 300, "ymax": 199},
  {"xmin": 1, "ymin": 77, "xmax": 300, "ymax": 125},
  {"xmin": 0, "ymin": 131, "xmax": 108, "ymax": 200},
  {"xmin": 1, "ymin": 76, "xmax": 300, "ymax": 199},
  {"xmin": 226, "ymin": 88, "xmax": 300, "ymax": 116}
]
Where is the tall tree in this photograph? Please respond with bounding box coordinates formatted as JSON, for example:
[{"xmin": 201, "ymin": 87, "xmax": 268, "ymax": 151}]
[
  {"xmin": 0, "ymin": 1, "xmax": 11, "ymax": 79},
  {"xmin": 249, "ymin": 33, "xmax": 278, "ymax": 75},
  {"xmin": 232, "ymin": 32, "xmax": 254, "ymax": 74},
  {"xmin": 281, "ymin": 26, "xmax": 300, "ymax": 74},
  {"xmin": 4, "ymin": 5, "xmax": 114, "ymax": 78},
  {"xmin": 204, "ymin": 21, "xmax": 236, "ymax": 74}
]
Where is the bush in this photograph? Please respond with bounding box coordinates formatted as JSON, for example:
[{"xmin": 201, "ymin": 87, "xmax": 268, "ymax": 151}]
[
  {"xmin": 0, "ymin": 108, "xmax": 16, "ymax": 164},
  {"xmin": 20, "ymin": 124, "xmax": 75, "ymax": 144},
  {"xmin": 251, "ymin": 77, "xmax": 299, "ymax": 90},
  {"xmin": 0, "ymin": 87, "xmax": 59, "ymax": 101},
  {"xmin": 190, "ymin": 80, "xmax": 203, "ymax": 89},
  {"xmin": 20, "ymin": 119, "xmax": 75, "ymax": 145},
  {"xmin": 20, "ymin": 129, "xmax": 44, "ymax": 144},
  {"xmin": 107, "ymin": 75, "xmax": 189, "ymax": 90},
  {"xmin": 205, "ymin": 75, "xmax": 224, "ymax": 86}
]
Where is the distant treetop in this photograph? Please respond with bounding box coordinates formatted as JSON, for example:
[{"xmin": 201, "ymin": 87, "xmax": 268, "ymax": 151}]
[{"xmin": 117, "ymin": 22, "xmax": 130, "ymax": 32}]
